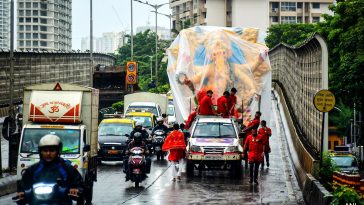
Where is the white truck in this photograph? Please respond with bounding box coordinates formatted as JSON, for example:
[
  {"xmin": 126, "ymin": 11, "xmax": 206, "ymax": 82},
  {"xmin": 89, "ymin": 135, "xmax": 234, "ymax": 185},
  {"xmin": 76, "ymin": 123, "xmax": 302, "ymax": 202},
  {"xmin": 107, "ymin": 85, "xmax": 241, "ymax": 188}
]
[
  {"xmin": 123, "ymin": 92, "xmax": 168, "ymax": 117},
  {"xmin": 17, "ymin": 83, "xmax": 99, "ymax": 204}
]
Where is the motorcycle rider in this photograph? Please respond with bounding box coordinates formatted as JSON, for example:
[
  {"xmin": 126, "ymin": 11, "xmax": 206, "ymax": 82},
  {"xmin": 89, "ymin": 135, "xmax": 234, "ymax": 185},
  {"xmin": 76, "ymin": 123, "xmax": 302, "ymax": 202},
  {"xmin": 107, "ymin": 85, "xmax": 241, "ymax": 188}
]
[
  {"xmin": 151, "ymin": 117, "xmax": 169, "ymax": 136},
  {"xmin": 16, "ymin": 134, "xmax": 83, "ymax": 204},
  {"xmin": 129, "ymin": 121, "xmax": 149, "ymax": 141},
  {"xmin": 123, "ymin": 132, "xmax": 151, "ymax": 182}
]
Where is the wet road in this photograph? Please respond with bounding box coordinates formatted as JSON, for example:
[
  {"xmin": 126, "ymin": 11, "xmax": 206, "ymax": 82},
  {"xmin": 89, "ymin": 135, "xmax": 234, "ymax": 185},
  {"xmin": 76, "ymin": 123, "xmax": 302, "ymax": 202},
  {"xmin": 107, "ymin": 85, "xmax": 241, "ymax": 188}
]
[{"xmin": 0, "ymin": 99, "xmax": 305, "ymax": 204}]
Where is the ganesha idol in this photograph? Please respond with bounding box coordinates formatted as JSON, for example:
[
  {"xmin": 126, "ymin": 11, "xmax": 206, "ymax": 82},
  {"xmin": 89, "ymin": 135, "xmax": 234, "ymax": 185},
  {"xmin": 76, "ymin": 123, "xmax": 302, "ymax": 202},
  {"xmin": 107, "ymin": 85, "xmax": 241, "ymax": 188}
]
[{"xmin": 167, "ymin": 26, "xmax": 271, "ymax": 120}]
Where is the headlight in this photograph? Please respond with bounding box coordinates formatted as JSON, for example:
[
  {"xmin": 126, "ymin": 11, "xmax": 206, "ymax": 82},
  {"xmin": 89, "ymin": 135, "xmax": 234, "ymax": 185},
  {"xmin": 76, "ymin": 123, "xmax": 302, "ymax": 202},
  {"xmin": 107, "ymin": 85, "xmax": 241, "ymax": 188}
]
[
  {"xmin": 224, "ymin": 146, "xmax": 239, "ymax": 153},
  {"xmin": 190, "ymin": 145, "xmax": 202, "ymax": 152}
]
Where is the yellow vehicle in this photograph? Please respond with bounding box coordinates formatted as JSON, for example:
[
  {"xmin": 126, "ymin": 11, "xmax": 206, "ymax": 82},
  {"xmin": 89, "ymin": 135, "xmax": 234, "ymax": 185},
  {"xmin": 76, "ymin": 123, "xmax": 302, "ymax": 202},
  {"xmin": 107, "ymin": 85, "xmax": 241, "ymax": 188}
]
[
  {"xmin": 98, "ymin": 118, "xmax": 135, "ymax": 163},
  {"xmin": 124, "ymin": 112, "xmax": 157, "ymax": 133}
]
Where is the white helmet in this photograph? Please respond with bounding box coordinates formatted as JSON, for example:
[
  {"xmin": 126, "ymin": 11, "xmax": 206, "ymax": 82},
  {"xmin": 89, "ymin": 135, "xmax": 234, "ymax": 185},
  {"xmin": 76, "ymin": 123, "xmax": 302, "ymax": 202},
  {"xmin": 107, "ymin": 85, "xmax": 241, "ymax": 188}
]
[
  {"xmin": 157, "ymin": 117, "xmax": 164, "ymax": 122},
  {"xmin": 39, "ymin": 134, "xmax": 61, "ymax": 148},
  {"xmin": 135, "ymin": 121, "xmax": 142, "ymax": 127}
]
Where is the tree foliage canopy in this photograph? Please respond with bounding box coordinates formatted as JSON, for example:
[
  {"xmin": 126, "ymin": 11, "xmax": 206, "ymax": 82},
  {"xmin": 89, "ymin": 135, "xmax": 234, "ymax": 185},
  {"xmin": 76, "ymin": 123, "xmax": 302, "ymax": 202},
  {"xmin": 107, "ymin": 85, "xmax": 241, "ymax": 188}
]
[{"xmin": 114, "ymin": 30, "xmax": 170, "ymax": 92}]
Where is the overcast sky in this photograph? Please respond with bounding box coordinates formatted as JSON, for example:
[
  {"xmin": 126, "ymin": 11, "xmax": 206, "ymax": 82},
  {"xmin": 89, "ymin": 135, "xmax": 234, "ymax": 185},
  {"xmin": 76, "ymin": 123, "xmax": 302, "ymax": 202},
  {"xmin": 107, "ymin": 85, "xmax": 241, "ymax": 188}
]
[{"xmin": 72, "ymin": 0, "xmax": 172, "ymax": 50}]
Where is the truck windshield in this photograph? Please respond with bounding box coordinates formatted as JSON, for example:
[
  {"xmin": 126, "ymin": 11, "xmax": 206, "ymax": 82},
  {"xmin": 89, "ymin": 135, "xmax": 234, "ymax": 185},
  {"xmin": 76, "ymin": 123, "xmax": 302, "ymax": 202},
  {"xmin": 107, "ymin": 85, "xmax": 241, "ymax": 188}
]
[
  {"xmin": 128, "ymin": 106, "xmax": 158, "ymax": 116},
  {"xmin": 193, "ymin": 122, "xmax": 236, "ymax": 138},
  {"xmin": 21, "ymin": 128, "xmax": 81, "ymax": 154},
  {"xmin": 98, "ymin": 123, "xmax": 133, "ymax": 136},
  {"xmin": 126, "ymin": 116, "xmax": 153, "ymax": 128}
]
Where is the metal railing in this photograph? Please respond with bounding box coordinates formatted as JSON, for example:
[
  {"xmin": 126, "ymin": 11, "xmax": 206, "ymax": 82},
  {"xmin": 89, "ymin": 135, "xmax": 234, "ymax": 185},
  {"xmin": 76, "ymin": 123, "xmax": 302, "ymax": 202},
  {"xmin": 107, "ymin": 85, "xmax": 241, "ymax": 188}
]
[{"xmin": 269, "ymin": 34, "xmax": 329, "ymax": 159}]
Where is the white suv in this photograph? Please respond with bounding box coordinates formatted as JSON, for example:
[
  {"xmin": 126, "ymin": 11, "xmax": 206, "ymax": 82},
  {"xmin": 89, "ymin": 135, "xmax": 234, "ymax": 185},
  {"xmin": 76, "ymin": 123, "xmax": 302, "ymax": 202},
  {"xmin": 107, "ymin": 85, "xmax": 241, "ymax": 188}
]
[{"xmin": 186, "ymin": 116, "xmax": 243, "ymax": 178}]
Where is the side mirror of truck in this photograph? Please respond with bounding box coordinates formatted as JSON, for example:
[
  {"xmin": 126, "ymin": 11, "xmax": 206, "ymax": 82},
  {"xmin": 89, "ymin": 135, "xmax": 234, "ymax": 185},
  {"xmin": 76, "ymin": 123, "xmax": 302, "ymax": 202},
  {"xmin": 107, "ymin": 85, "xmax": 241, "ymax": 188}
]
[{"xmin": 83, "ymin": 144, "xmax": 91, "ymax": 152}]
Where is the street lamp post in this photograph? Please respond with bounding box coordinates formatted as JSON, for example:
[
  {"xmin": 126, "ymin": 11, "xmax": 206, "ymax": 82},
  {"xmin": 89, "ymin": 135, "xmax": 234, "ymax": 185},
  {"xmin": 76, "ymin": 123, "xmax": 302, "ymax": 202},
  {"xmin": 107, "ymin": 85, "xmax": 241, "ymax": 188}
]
[
  {"xmin": 150, "ymin": 11, "xmax": 172, "ymax": 40},
  {"xmin": 134, "ymin": 0, "xmax": 168, "ymax": 86},
  {"xmin": 130, "ymin": 0, "xmax": 134, "ymax": 60},
  {"xmin": 90, "ymin": 0, "xmax": 93, "ymax": 87}
]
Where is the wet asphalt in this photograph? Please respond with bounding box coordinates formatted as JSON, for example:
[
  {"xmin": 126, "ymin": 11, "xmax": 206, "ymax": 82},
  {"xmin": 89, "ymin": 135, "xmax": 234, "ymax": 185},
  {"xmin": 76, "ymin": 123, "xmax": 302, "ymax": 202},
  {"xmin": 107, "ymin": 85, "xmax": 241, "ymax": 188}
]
[{"xmin": 0, "ymin": 99, "xmax": 305, "ymax": 204}]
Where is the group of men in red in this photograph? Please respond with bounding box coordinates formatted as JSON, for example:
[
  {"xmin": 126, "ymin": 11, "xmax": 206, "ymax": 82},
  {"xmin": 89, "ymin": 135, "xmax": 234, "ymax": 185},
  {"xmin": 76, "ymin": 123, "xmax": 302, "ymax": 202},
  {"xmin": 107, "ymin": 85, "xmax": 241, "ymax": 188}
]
[
  {"xmin": 242, "ymin": 111, "xmax": 272, "ymax": 184},
  {"xmin": 185, "ymin": 88, "xmax": 238, "ymax": 129}
]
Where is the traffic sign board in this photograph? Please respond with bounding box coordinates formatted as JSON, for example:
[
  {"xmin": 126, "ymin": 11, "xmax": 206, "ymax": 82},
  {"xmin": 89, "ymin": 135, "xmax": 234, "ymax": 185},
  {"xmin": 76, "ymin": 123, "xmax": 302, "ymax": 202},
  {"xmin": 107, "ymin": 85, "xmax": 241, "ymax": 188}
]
[
  {"xmin": 127, "ymin": 73, "xmax": 136, "ymax": 84},
  {"xmin": 127, "ymin": 61, "xmax": 136, "ymax": 72},
  {"xmin": 313, "ymin": 90, "xmax": 335, "ymax": 112}
]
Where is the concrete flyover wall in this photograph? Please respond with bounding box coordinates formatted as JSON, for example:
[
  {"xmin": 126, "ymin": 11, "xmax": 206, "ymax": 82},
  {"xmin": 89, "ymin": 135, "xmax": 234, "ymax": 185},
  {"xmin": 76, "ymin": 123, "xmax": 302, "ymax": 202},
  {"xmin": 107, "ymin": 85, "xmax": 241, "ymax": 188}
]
[
  {"xmin": 270, "ymin": 34, "xmax": 332, "ymax": 204},
  {"xmin": 0, "ymin": 51, "xmax": 116, "ymax": 117}
]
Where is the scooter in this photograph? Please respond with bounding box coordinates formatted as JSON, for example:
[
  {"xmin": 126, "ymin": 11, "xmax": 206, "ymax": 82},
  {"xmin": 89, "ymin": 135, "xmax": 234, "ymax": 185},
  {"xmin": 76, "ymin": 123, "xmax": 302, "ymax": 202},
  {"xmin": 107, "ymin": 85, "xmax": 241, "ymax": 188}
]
[
  {"xmin": 152, "ymin": 130, "xmax": 166, "ymax": 160},
  {"xmin": 12, "ymin": 179, "xmax": 82, "ymax": 205},
  {"xmin": 128, "ymin": 147, "xmax": 147, "ymax": 187}
]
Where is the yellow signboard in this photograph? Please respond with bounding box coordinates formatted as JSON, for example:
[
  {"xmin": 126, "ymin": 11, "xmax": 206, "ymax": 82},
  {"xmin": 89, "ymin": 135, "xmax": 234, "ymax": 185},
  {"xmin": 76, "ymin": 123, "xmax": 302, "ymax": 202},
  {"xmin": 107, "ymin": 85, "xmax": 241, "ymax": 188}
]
[{"xmin": 313, "ymin": 90, "xmax": 336, "ymax": 113}]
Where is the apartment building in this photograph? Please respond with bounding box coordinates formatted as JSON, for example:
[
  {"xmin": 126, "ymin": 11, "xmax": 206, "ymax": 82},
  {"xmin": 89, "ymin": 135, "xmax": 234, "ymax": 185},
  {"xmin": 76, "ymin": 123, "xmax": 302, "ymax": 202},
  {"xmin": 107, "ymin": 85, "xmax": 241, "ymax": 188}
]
[
  {"xmin": 17, "ymin": 0, "xmax": 72, "ymax": 51},
  {"xmin": 96, "ymin": 32, "xmax": 125, "ymax": 54},
  {"xmin": 0, "ymin": 0, "xmax": 10, "ymax": 49},
  {"xmin": 169, "ymin": 0, "xmax": 334, "ymax": 32}
]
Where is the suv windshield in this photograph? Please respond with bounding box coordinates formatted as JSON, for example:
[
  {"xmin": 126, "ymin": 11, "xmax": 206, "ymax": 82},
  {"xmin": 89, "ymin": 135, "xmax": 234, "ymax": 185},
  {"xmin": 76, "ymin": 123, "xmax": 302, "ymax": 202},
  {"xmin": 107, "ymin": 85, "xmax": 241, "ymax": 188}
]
[
  {"xmin": 193, "ymin": 122, "xmax": 236, "ymax": 138},
  {"xmin": 167, "ymin": 106, "xmax": 175, "ymax": 116},
  {"xmin": 331, "ymin": 156, "xmax": 355, "ymax": 167},
  {"xmin": 98, "ymin": 123, "xmax": 133, "ymax": 136},
  {"xmin": 128, "ymin": 106, "xmax": 158, "ymax": 116},
  {"xmin": 21, "ymin": 128, "xmax": 80, "ymax": 154}
]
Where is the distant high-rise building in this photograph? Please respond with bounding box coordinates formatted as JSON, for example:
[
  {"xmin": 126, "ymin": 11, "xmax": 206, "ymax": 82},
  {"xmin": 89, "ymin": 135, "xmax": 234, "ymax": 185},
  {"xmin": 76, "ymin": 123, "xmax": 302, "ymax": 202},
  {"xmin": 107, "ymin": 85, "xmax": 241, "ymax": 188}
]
[
  {"xmin": 17, "ymin": 0, "xmax": 72, "ymax": 51},
  {"xmin": 169, "ymin": 0, "xmax": 334, "ymax": 32},
  {"xmin": 96, "ymin": 32, "xmax": 125, "ymax": 53},
  {"xmin": 136, "ymin": 26, "xmax": 171, "ymax": 40},
  {"xmin": 0, "ymin": 0, "xmax": 10, "ymax": 49},
  {"xmin": 81, "ymin": 37, "xmax": 95, "ymax": 51}
]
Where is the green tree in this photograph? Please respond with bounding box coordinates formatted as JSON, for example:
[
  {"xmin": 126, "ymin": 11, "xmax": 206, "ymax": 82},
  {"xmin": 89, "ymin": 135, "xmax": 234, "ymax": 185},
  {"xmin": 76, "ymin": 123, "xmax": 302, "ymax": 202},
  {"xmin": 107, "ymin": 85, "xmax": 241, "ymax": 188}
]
[
  {"xmin": 115, "ymin": 30, "xmax": 170, "ymax": 91},
  {"xmin": 265, "ymin": 23, "xmax": 316, "ymax": 48},
  {"xmin": 329, "ymin": 101, "xmax": 353, "ymax": 137},
  {"xmin": 316, "ymin": 0, "xmax": 364, "ymax": 115}
]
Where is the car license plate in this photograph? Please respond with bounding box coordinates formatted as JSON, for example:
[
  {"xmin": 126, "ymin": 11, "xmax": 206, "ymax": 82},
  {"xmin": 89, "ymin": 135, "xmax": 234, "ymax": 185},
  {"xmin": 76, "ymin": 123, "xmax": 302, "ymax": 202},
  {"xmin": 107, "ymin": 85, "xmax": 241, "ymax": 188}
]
[
  {"xmin": 204, "ymin": 155, "xmax": 223, "ymax": 160},
  {"xmin": 108, "ymin": 150, "xmax": 118, "ymax": 154},
  {"xmin": 155, "ymin": 147, "xmax": 161, "ymax": 151}
]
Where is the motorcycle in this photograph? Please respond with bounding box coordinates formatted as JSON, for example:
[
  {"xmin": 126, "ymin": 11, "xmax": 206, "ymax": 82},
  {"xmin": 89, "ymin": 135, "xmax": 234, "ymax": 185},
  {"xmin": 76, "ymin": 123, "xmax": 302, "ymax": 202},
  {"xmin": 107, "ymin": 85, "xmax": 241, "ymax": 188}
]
[
  {"xmin": 152, "ymin": 130, "xmax": 167, "ymax": 160},
  {"xmin": 12, "ymin": 180, "xmax": 82, "ymax": 205},
  {"xmin": 128, "ymin": 147, "xmax": 147, "ymax": 187}
]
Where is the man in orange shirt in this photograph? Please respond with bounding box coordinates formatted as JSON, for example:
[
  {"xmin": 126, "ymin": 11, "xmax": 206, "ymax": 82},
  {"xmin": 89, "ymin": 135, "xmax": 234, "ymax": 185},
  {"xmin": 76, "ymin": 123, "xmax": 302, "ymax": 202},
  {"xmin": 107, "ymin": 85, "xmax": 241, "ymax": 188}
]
[
  {"xmin": 243, "ymin": 111, "xmax": 261, "ymax": 137},
  {"xmin": 243, "ymin": 129, "xmax": 265, "ymax": 184},
  {"xmin": 162, "ymin": 124, "xmax": 186, "ymax": 181},
  {"xmin": 199, "ymin": 90, "xmax": 216, "ymax": 115},
  {"xmin": 258, "ymin": 120, "xmax": 272, "ymax": 168},
  {"xmin": 217, "ymin": 91, "xmax": 230, "ymax": 118}
]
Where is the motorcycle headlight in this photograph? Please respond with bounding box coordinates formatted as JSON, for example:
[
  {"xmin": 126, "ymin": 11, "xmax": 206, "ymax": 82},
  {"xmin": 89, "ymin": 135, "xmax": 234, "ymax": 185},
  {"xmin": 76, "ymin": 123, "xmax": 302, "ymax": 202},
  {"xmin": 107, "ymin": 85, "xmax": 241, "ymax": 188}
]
[
  {"xmin": 190, "ymin": 145, "xmax": 202, "ymax": 152},
  {"xmin": 155, "ymin": 131, "xmax": 164, "ymax": 135},
  {"xmin": 224, "ymin": 146, "xmax": 239, "ymax": 153},
  {"xmin": 33, "ymin": 183, "xmax": 54, "ymax": 200}
]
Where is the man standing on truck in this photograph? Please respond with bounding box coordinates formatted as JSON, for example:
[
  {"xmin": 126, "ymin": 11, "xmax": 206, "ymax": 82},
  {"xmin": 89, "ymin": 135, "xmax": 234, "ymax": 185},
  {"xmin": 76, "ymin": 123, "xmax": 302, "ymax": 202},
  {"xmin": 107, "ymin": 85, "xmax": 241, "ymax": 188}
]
[
  {"xmin": 243, "ymin": 129, "xmax": 265, "ymax": 184},
  {"xmin": 199, "ymin": 90, "xmax": 217, "ymax": 116},
  {"xmin": 16, "ymin": 134, "xmax": 83, "ymax": 203},
  {"xmin": 228, "ymin": 87, "xmax": 238, "ymax": 116},
  {"xmin": 217, "ymin": 91, "xmax": 230, "ymax": 118}
]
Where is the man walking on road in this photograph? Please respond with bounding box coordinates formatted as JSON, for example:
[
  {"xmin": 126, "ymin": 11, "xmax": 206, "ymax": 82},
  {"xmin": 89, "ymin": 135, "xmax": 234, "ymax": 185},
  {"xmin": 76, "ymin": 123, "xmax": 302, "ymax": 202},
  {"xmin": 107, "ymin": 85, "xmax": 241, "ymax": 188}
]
[
  {"xmin": 243, "ymin": 129, "xmax": 265, "ymax": 184},
  {"xmin": 162, "ymin": 124, "xmax": 186, "ymax": 182},
  {"xmin": 259, "ymin": 120, "xmax": 272, "ymax": 168}
]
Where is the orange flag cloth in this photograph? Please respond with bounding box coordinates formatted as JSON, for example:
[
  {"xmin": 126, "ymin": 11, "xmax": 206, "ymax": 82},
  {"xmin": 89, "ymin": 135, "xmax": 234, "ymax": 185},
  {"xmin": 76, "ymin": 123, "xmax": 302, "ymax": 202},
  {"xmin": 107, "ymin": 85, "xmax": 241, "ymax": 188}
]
[{"xmin": 162, "ymin": 130, "xmax": 186, "ymax": 151}]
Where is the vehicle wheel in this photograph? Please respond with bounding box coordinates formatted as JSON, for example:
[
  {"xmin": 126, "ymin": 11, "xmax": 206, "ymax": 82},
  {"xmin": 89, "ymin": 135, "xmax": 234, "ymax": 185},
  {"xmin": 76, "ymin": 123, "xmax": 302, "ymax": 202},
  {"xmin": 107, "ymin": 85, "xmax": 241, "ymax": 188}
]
[
  {"xmin": 230, "ymin": 161, "xmax": 242, "ymax": 178},
  {"xmin": 135, "ymin": 181, "xmax": 139, "ymax": 188},
  {"xmin": 157, "ymin": 153, "xmax": 160, "ymax": 161},
  {"xmin": 161, "ymin": 153, "xmax": 164, "ymax": 160},
  {"xmin": 186, "ymin": 161, "xmax": 194, "ymax": 177},
  {"xmin": 97, "ymin": 158, "xmax": 102, "ymax": 165}
]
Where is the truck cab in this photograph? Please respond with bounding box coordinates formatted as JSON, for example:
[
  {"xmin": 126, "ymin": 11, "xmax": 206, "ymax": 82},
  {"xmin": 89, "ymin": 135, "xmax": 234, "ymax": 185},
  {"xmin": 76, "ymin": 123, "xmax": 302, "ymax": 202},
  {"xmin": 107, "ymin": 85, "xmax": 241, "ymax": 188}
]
[
  {"xmin": 186, "ymin": 116, "xmax": 243, "ymax": 178},
  {"xmin": 17, "ymin": 83, "xmax": 99, "ymax": 204}
]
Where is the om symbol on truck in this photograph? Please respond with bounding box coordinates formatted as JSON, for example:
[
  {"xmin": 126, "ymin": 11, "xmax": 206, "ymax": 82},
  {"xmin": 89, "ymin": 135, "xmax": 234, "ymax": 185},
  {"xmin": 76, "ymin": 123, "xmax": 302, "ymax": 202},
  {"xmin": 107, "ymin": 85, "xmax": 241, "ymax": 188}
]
[{"xmin": 49, "ymin": 105, "xmax": 60, "ymax": 113}]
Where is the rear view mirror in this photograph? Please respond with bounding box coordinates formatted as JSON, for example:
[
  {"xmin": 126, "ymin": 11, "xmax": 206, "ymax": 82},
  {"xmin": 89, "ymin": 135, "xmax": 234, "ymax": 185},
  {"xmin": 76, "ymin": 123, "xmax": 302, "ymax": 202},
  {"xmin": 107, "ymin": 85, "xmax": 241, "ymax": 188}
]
[{"xmin": 83, "ymin": 144, "xmax": 91, "ymax": 152}]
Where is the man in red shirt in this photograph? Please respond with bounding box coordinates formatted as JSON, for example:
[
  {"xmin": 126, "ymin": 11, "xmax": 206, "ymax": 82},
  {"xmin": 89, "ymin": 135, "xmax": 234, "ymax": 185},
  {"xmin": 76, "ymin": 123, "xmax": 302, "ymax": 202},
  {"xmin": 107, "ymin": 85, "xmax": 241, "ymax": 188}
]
[
  {"xmin": 243, "ymin": 129, "xmax": 265, "ymax": 184},
  {"xmin": 243, "ymin": 111, "xmax": 261, "ymax": 137},
  {"xmin": 199, "ymin": 90, "xmax": 216, "ymax": 115},
  {"xmin": 162, "ymin": 124, "xmax": 186, "ymax": 181},
  {"xmin": 228, "ymin": 87, "xmax": 237, "ymax": 116},
  {"xmin": 258, "ymin": 120, "xmax": 272, "ymax": 168},
  {"xmin": 217, "ymin": 91, "xmax": 230, "ymax": 118}
]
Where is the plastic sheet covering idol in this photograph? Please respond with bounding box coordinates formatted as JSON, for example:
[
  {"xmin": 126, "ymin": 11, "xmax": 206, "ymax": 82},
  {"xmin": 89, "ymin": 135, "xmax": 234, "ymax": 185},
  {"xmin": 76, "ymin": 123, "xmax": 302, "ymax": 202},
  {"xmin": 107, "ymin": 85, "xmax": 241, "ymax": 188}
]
[{"xmin": 167, "ymin": 26, "xmax": 272, "ymax": 125}]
